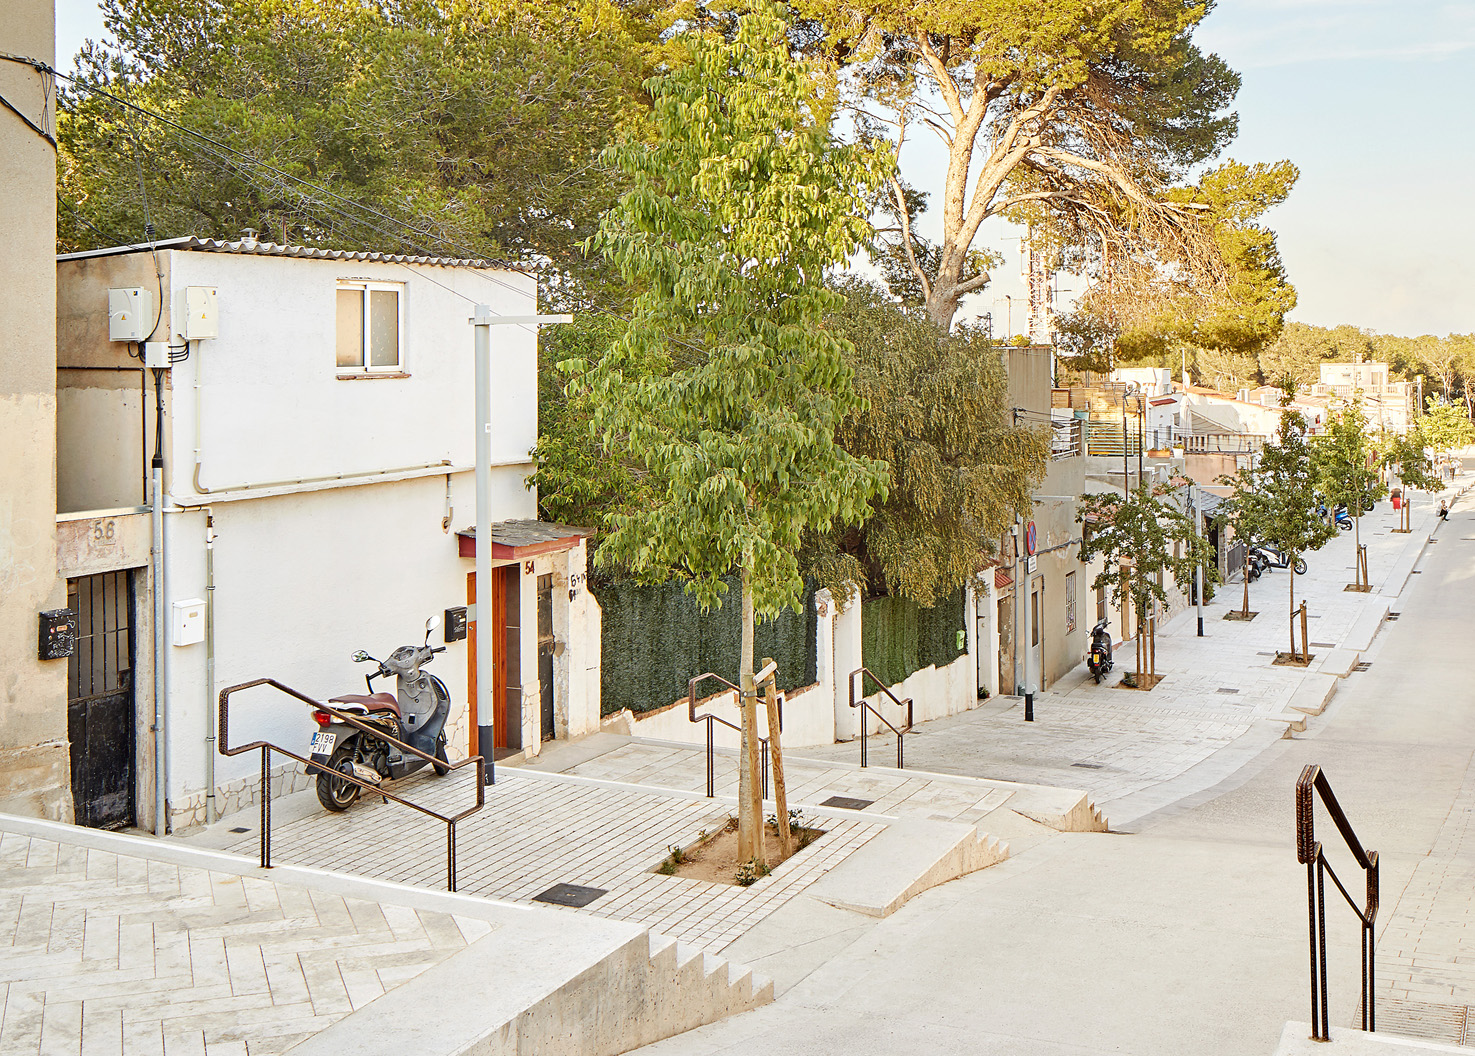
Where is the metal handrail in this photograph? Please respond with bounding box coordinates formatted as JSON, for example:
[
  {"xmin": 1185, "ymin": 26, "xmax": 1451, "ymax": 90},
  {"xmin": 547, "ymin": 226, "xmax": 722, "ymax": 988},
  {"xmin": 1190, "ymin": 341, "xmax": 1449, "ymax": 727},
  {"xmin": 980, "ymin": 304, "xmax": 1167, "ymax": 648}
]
[
  {"xmin": 1296, "ymin": 764, "xmax": 1379, "ymax": 1040},
  {"xmin": 219, "ymin": 677, "xmax": 485, "ymax": 892},
  {"xmin": 686, "ymin": 672, "xmax": 771, "ymax": 799},
  {"xmin": 847, "ymin": 667, "xmax": 912, "ymax": 768}
]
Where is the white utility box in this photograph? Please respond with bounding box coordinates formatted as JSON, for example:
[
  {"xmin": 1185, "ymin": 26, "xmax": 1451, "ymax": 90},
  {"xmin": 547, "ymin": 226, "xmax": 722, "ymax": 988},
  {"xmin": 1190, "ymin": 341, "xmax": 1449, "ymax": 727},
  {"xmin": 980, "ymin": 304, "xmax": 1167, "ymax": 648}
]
[
  {"xmin": 143, "ymin": 342, "xmax": 170, "ymax": 369},
  {"xmin": 108, "ymin": 287, "xmax": 152, "ymax": 342},
  {"xmin": 182, "ymin": 286, "xmax": 219, "ymax": 339},
  {"xmin": 171, "ymin": 598, "xmax": 206, "ymax": 647}
]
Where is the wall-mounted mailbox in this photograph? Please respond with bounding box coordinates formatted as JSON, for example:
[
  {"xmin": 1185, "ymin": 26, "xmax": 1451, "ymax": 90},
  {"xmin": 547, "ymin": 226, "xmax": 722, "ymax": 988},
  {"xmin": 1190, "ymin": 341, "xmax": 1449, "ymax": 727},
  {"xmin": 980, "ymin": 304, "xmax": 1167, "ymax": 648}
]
[
  {"xmin": 172, "ymin": 598, "xmax": 206, "ymax": 646},
  {"xmin": 38, "ymin": 609, "xmax": 77, "ymax": 660},
  {"xmin": 444, "ymin": 606, "xmax": 468, "ymax": 643}
]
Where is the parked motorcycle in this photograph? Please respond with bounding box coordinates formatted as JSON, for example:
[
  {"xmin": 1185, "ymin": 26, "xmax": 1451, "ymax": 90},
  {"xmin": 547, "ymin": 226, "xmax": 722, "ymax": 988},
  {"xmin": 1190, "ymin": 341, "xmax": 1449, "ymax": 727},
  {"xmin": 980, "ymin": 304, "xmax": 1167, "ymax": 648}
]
[
  {"xmin": 309, "ymin": 616, "xmax": 452, "ymax": 812},
  {"xmin": 1087, "ymin": 618, "xmax": 1114, "ymax": 684},
  {"xmin": 1248, "ymin": 542, "xmax": 1307, "ymax": 576}
]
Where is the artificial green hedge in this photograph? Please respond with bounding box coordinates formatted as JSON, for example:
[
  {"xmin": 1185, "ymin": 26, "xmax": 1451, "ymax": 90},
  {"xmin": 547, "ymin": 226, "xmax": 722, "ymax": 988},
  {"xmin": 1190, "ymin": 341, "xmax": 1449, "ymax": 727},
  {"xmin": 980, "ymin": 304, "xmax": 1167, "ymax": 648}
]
[
  {"xmin": 594, "ymin": 576, "xmax": 818, "ymax": 715},
  {"xmin": 860, "ymin": 589, "xmax": 966, "ymax": 690}
]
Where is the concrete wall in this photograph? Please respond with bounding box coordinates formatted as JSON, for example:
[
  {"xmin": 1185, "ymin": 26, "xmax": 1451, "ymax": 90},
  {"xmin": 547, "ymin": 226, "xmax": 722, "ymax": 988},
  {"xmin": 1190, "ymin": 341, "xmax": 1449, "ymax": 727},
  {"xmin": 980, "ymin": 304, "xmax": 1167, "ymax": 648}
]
[{"xmin": 0, "ymin": 0, "xmax": 70, "ymax": 820}]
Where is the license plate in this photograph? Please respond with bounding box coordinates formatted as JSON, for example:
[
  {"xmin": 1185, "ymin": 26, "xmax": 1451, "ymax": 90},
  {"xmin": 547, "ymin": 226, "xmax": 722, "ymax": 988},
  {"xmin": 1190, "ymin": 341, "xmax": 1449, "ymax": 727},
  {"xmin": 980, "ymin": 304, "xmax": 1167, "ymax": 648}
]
[{"xmin": 310, "ymin": 731, "xmax": 337, "ymax": 757}]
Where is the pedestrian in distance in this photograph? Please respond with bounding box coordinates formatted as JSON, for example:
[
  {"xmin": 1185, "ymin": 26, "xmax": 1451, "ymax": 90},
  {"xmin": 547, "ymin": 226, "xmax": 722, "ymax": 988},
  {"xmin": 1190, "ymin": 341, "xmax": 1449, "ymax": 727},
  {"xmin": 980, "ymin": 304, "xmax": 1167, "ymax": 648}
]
[{"xmin": 1439, "ymin": 499, "xmax": 1450, "ymax": 521}]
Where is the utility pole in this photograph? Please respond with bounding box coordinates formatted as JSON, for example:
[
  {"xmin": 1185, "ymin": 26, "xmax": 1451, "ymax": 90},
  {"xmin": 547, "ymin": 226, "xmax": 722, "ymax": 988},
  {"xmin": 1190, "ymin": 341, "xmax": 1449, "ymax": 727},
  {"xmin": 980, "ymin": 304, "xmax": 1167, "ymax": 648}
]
[
  {"xmin": 471, "ymin": 307, "xmax": 570, "ymax": 783},
  {"xmin": 1192, "ymin": 484, "xmax": 1205, "ymax": 637}
]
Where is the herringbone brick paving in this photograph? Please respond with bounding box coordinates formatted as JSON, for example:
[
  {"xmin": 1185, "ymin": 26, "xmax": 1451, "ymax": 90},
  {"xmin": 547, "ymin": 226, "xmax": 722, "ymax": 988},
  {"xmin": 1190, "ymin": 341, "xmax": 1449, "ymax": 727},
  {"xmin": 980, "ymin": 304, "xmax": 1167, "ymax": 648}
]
[{"xmin": 0, "ymin": 830, "xmax": 493, "ymax": 1055}]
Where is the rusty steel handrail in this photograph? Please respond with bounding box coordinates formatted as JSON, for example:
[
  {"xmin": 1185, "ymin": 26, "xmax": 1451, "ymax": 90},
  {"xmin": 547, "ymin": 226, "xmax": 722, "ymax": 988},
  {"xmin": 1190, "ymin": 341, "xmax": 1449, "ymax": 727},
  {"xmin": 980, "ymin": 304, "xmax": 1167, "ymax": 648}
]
[
  {"xmin": 219, "ymin": 677, "xmax": 485, "ymax": 892},
  {"xmin": 1296, "ymin": 764, "xmax": 1379, "ymax": 1040},
  {"xmin": 686, "ymin": 672, "xmax": 771, "ymax": 800},
  {"xmin": 847, "ymin": 667, "xmax": 912, "ymax": 769}
]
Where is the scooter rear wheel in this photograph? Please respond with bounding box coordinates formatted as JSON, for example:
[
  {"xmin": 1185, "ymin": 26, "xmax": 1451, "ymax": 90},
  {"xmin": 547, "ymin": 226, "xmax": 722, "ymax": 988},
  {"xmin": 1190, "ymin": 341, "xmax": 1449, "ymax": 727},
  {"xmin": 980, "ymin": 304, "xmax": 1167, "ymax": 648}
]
[
  {"xmin": 316, "ymin": 746, "xmax": 360, "ymax": 812},
  {"xmin": 1294, "ymin": 558, "xmax": 1308, "ymax": 575}
]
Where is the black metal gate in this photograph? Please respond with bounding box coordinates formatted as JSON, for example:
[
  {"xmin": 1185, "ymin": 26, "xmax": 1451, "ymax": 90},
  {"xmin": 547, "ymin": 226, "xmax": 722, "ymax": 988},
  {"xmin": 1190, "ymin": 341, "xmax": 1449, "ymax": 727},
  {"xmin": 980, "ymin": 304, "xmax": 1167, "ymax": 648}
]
[
  {"xmin": 537, "ymin": 574, "xmax": 555, "ymax": 741},
  {"xmin": 67, "ymin": 571, "xmax": 136, "ymax": 829}
]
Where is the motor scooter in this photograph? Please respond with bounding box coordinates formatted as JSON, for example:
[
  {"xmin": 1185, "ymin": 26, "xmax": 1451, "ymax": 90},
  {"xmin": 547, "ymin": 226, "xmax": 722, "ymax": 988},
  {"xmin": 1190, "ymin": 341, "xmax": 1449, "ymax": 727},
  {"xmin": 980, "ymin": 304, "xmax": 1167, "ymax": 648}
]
[
  {"xmin": 309, "ymin": 616, "xmax": 452, "ymax": 812},
  {"xmin": 1087, "ymin": 618, "xmax": 1114, "ymax": 684},
  {"xmin": 1248, "ymin": 542, "xmax": 1307, "ymax": 576}
]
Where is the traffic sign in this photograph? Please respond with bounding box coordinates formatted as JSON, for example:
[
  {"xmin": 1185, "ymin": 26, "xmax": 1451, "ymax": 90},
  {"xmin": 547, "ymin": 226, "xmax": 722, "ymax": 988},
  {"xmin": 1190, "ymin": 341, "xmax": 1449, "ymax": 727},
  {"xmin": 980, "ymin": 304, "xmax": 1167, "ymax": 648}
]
[{"xmin": 1025, "ymin": 520, "xmax": 1037, "ymax": 555}]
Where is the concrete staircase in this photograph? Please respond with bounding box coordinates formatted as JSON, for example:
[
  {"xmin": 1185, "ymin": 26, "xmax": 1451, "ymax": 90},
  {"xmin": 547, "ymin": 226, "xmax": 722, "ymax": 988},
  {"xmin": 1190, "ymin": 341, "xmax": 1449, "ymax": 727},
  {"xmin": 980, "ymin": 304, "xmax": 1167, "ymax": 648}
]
[{"xmin": 293, "ymin": 920, "xmax": 773, "ymax": 1056}]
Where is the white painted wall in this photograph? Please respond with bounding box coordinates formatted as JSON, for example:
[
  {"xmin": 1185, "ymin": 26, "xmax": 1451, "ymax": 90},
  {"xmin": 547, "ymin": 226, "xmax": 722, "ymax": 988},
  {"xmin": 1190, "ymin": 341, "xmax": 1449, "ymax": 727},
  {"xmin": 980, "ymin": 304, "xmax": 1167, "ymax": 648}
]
[{"xmin": 164, "ymin": 250, "xmax": 537, "ymax": 497}]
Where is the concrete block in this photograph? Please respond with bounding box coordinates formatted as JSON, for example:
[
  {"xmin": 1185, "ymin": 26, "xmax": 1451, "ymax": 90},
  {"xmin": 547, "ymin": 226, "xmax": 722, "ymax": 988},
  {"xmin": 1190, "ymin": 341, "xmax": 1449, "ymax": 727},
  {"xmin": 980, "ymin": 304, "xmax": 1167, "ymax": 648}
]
[
  {"xmin": 1288, "ymin": 673, "xmax": 1339, "ymax": 715},
  {"xmin": 1317, "ymin": 649, "xmax": 1361, "ymax": 679},
  {"xmin": 1343, "ymin": 602, "xmax": 1392, "ymax": 653},
  {"xmin": 803, "ymin": 817, "xmax": 1007, "ymax": 919}
]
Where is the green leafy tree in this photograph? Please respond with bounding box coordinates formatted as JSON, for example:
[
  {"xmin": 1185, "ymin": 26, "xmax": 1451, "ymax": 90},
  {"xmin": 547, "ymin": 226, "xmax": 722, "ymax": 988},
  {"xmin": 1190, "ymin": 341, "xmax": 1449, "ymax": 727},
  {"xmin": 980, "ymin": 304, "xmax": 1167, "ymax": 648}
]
[
  {"xmin": 1420, "ymin": 397, "xmax": 1475, "ymax": 463},
  {"xmin": 770, "ymin": 0, "xmax": 1244, "ymax": 328},
  {"xmin": 1077, "ymin": 483, "xmax": 1217, "ymax": 684},
  {"xmin": 58, "ymin": 0, "xmax": 650, "ymax": 292},
  {"xmin": 1213, "ymin": 477, "xmax": 1271, "ymax": 619},
  {"xmin": 1313, "ymin": 399, "xmax": 1385, "ymax": 589},
  {"xmin": 811, "ymin": 280, "xmax": 1050, "ymax": 606},
  {"xmin": 1381, "ymin": 424, "xmax": 1440, "ymax": 531},
  {"xmin": 1232, "ymin": 403, "xmax": 1336, "ymax": 659},
  {"xmin": 580, "ymin": 2, "xmax": 890, "ymax": 862}
]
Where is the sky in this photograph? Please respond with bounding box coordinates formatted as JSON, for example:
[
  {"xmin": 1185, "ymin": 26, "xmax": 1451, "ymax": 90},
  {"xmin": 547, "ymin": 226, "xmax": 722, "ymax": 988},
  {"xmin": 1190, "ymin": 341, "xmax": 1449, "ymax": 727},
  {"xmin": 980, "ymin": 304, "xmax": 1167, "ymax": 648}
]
[{"xmin": 53, "ymin": 0, "xmax": 1475, "ymax": 340}]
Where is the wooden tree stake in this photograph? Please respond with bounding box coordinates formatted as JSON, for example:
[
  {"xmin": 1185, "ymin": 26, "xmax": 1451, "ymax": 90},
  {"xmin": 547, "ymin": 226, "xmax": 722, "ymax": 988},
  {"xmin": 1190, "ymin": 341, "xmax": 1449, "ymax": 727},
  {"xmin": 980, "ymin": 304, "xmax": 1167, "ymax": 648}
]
[{"xmin": 762, "ymin": 657, "xmax": 792, "ymax": 857}]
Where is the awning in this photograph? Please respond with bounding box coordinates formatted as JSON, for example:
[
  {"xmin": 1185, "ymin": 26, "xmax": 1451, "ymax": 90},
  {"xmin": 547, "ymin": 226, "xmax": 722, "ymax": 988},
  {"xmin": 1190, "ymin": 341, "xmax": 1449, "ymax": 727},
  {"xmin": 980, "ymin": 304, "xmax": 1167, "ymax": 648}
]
[
  {"xmin": 994, "ymin": 569, "xmax": 1013, "ymax": 590},
  {"xmin": 456, "ymin": 520, "xmax": 593, "ymax": 561}
]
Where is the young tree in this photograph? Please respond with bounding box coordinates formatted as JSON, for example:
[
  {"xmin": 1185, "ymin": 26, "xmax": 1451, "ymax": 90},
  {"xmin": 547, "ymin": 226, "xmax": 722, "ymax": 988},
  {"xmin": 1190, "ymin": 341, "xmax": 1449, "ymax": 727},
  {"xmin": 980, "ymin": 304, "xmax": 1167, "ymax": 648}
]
[
  {"xmin": 1213, "ymin": 475, "xmax": 1271, "ymax": 619},
  {"xmin": 810, "ymin": 280, "xmax": 1051, "ymax": 605},
  {"xmin": 1246, "ymin": 404, "xmax": 1336, "ymax": 660},
  {"xmin": 1077, "ymin": 482, "xmax": 1217, "ymax": 686},
  {"xmin": 581, "ymin": 2, "xmax": 890, "ymax": 864},
  {"xmin": 1313, "ymin": 400, "xmax": 1385, "ymax": 589},
  {"xmin": 1381, "ymin": 424, "xmax": 1440, "ymax": 532}
]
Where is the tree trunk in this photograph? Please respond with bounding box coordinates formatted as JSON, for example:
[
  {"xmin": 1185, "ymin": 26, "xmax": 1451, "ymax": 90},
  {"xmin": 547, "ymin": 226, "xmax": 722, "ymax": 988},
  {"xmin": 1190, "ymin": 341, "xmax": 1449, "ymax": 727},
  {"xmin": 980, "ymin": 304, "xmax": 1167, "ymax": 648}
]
[
  {"xmin": 737, "ymin": 565, "xmax": 764, "ymax": 865},
  {"xmin": 762, "ymin": 657, "xmax": 791, "ymax": 857},
  {"xmin": 1241, "ymin": 565, "xmax": 1250, "ymax": 616},
  {"xmin": 1288, "ymin": 570, "xmax": 1296, "ymax": 657}
]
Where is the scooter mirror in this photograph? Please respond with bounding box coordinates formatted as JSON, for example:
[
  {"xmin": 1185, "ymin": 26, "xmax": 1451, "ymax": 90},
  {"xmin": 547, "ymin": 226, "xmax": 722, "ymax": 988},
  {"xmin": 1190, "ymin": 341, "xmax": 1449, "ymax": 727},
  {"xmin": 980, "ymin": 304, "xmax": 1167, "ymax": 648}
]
[
  {"xmin": 352, "ymin": 650, "xmax": 370, "ymax": 663},
  {"xmin": 425, "ymin": 614, "xmax": 442, "ymax": 632}
]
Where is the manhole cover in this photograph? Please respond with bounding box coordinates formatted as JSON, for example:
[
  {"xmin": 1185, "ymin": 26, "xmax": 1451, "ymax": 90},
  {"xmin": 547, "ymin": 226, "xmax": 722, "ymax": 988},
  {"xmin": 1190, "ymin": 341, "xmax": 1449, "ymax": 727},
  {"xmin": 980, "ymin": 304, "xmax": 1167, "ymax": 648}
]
[
  {"xmin": 1071, "ymin": 762, "xmax": 1104, "ymax": 769},
  {"xmin": 1216, "ymin": 687, "xmax": 1239, "ymax": 694},
  {"xmin": 533, "ymin": 883, "xmax": 607, "ymax": 908},
  {"xmin": 820, "ymin": 795, "xmax": 874, "ymax": 811},
  {"xmin": 229, "ymin": 827, "xmax": 249, "ymax": 833}
]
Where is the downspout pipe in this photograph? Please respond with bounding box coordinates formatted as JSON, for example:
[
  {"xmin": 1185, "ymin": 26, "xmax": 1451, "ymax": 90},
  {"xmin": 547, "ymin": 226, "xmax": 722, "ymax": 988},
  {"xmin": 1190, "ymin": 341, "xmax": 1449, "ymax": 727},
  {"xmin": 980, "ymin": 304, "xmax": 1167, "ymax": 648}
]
[
  {"xmin": 204, "ymin": 510, "xmax": 217, "ymax": 824},
  {"xmin": 150, "ymin": 366, "xmax": 168, "ymax": 835}
]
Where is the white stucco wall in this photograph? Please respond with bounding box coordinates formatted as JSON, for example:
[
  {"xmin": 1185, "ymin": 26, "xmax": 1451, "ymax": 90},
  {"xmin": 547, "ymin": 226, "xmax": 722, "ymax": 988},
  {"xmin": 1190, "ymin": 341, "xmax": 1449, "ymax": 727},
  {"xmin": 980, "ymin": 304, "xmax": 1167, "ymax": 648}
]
[{"xmin": 164, "ymin": 251, "xmax": 537, "ymax": 497}]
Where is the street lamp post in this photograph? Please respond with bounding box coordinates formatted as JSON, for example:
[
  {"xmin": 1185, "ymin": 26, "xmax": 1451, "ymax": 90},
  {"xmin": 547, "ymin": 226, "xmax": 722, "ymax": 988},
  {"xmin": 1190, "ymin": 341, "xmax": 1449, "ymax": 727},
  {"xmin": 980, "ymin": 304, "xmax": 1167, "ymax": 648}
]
[{"xmin": 471, "ymin": 306, "xmax": 570, "ymax": 784}]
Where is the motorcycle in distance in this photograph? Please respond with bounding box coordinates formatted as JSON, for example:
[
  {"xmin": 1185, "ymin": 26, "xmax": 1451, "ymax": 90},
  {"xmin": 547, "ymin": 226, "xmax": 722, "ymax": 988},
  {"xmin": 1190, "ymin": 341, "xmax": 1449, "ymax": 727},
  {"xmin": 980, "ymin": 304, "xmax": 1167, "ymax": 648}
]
[
  {"xmin": 309, "ymin": 616, "xmax": 452, "ymax": 812},
  {"xmin": 1248, "ymin": 542, "xmax": 1307, "ymax": 576},
  {"xmin": 1087, "ymin": 618, "xmax": 1114, "ymax": 684}
]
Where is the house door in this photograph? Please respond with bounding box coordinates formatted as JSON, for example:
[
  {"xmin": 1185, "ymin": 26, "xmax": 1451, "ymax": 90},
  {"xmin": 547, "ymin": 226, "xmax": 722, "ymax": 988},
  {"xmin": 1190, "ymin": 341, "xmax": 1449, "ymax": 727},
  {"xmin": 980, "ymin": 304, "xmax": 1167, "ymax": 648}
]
[
  {"xmin": 66, "ymin": 571, "xmax": 136, "ymax": 830},
  {"xmin": 1030, "ymin": 576, "xmax": 1045, "ymax": 693},
  {"xmin": 536, "ymin": 574, "xmax": 555, "ymax": 741},
  {"xmin": 997, "ymin": 595, "xmax": 1014, "ymax": 695},
  {"xmin": 975, "ymin": 593, "xmax": 991, "ymax": 698},
  {"xmin": 467, "ymin": 567, "xmax": 512, "ymax": 753}
]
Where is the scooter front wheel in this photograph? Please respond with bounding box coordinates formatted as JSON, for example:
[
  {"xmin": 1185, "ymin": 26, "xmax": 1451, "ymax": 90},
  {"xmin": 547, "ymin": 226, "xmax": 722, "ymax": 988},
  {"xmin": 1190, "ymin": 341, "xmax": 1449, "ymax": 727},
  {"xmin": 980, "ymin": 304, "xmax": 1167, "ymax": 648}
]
[
  {"xmin": 432, "ymin": 738, "xmax": 450, "ymax": 777},
  {"xmin": 1294, "ymin": 558, "xmax": 1308, "ymax": 575},
  {"xmin": 316, "ymin": 746, "xmax": 361, "ymax": 812}
]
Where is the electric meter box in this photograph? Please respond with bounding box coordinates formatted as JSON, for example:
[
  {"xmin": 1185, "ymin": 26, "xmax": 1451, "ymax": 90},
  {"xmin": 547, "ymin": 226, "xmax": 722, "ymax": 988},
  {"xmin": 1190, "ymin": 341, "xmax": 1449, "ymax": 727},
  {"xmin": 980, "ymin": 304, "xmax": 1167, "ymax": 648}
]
[
  {"xmin": 171, "ymin": 598, "xmax": 206, "ymax": 647},
  {"xmin": 108, "ymin": 287, "xmax": 152, "ymax": 342},
  {"xmin": 182, "ymin": 286, "xmax": 219, "ymax": 339}
]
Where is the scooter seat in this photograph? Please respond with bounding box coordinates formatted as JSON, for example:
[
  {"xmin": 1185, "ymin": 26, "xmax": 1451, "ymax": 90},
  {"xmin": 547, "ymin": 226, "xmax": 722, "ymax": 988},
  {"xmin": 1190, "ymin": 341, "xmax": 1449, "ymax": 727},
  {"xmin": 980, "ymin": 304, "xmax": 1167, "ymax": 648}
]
[{"xmin": 328, "ymin": 693, "xmax": 401, "ymax": 716}]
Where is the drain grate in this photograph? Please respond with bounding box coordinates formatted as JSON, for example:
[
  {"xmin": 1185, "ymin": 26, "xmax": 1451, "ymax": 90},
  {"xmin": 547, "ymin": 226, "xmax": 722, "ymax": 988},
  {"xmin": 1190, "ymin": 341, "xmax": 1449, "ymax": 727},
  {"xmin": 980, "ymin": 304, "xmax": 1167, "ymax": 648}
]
[
  {"xmin": 1388, "ymin": 612, "xmax": 1402, "ymax": 619},
  {"xmin": 1216, "ymin": 687, "xmax": 1240, "ymax": 695},
  {"xmin": 1369, "ymin": 997, "xmax": 1468, "ymax": 1044},
  {"xmin": 229, "ymin": 826, "xmax": 249, "ymax": 833},
  {"xmin": 1257, "ymin": 650, "xmax": 1277, "ymax": 656},
  {"xmin": 1310, "ymin": 642, "xmax": 1337, "ymax": 648},
  {"xmin": 1071, "ymin": 762, "xmax": 1104, "ymax": 769},
  {"xmin": 1354, "ymin": 662, "xmax": 1372, "ymax": 672},
  {"xmin": 534, "ymin": 883, "xmax": 607, "ymax": 908},
  {"xmin": 820, "ymin": 795, "xmax": 874, "ymax": 811}
]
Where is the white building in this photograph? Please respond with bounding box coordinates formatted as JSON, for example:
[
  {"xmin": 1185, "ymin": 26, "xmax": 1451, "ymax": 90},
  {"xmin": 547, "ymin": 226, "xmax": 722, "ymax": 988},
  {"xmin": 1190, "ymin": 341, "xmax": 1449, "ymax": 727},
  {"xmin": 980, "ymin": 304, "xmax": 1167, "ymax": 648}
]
[{"xmin": 55, "ymin": 236, "xmax": 598, "ymax": 832}]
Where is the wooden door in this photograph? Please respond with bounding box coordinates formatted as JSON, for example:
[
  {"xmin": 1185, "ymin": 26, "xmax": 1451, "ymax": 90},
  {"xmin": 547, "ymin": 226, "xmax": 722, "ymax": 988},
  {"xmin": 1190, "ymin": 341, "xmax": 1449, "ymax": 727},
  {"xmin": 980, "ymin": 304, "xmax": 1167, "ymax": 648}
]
[{"xmin": 467, "ymin": 568, "xmax": 510, "ymax": 754}]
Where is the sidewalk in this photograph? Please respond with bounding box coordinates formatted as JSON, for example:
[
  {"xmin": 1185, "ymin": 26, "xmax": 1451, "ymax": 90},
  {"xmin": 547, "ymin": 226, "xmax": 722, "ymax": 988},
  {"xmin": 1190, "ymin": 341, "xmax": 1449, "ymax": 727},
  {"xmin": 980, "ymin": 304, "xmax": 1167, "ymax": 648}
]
[{"xmin": 792, "ymin": 476, "xmax": 1469, "ymax": 829}]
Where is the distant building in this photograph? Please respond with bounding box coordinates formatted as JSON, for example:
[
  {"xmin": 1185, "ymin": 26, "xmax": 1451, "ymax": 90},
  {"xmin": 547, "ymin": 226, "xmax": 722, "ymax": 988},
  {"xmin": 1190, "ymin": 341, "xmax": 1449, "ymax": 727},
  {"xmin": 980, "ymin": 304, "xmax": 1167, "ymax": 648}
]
[{"xmin": 1306, "ymin": 356, "xmax": 1415, "ymax": 433}]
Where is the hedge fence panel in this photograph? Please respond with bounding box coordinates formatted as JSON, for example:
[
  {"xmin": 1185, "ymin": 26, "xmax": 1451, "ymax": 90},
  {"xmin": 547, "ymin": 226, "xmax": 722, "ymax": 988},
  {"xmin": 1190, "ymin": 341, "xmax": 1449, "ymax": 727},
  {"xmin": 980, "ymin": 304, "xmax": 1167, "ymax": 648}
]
[
  {"xmin": 594, "ymin": 576, "xmax": 818, "ymax": 716},
  {"xmin": 861, "ymin": 589, "xmax": 966, "ymax": 691}
]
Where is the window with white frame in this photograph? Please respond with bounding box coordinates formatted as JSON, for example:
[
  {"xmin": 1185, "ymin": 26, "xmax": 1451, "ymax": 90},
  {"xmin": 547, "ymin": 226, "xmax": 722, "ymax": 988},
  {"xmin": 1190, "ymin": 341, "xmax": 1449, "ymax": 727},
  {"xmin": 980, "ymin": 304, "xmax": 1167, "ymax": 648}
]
[{"xmin": 336, "ymin": 281, "xmax": 402, "ymax": 373}]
